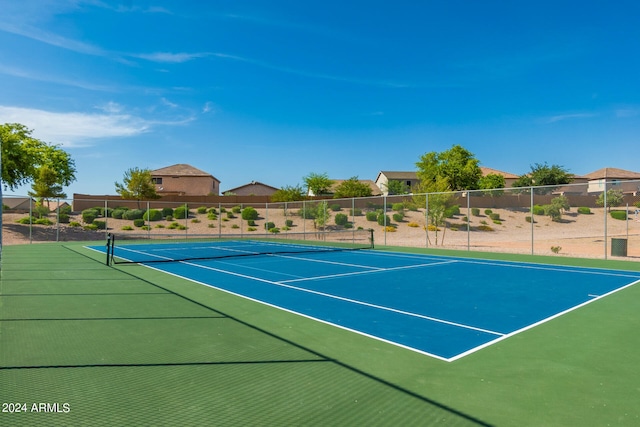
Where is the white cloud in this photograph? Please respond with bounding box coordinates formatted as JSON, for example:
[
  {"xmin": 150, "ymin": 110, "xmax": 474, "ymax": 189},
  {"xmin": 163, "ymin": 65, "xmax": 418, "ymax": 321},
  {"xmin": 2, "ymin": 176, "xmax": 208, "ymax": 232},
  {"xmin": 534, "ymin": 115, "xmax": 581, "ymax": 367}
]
[
  {"xmin": 0, "ymin": 105, "xmax": 150, "ymax": 147},
  {"xmin": 132, "ymin": 52, "xmax": 211, "ymax": 63},
  {"xmin": 544, "ymin": 113, "xmax": 597, "ymax": 124}
]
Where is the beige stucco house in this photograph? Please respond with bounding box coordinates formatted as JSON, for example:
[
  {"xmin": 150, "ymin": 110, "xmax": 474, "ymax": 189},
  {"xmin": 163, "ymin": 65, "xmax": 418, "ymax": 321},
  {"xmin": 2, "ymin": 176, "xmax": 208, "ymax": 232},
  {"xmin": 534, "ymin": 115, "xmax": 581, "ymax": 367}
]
[
  {"xmin": 151, "ymin": 164, "xmax": 221, "ymax": 196},
  {"xmin": 224, "ymin": 181, "xmax": 280, "ymax": 196}
]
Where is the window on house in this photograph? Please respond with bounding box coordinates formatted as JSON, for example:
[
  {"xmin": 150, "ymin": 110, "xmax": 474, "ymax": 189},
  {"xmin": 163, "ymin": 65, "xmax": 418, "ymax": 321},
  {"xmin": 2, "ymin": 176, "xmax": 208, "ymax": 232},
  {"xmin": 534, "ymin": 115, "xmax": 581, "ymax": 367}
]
[{"xmin": 152, "ymin": 178, "xmax": 163, "ymax": 185}]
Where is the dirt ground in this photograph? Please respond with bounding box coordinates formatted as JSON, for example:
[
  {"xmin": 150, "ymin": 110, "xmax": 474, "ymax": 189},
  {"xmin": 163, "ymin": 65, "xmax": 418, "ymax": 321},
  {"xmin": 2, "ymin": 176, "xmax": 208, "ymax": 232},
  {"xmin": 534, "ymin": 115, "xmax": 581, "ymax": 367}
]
[{"xmin": 3, "ymin": 206, "xmax": 640, "ymax": 260}]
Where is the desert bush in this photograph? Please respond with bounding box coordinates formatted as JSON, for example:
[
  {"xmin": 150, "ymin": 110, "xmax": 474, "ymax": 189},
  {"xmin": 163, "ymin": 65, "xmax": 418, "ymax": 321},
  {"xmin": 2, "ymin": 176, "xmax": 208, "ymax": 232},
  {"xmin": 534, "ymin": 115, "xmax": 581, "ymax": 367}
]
[
  {"xmin": 111, "ymin": 208, "xmax": 127, "ymax": 219},
  {"xmin": 525, "ymin": 216, "xmax": 535, "ymax": 223},
  {"xmin": 476, "ymin": 225, "xmax": 494, "ymax": 231},
  {"xmin": 392, "ymin": 203, "xmax": 405, "ymax": 212},
  {"xmin": 197, "ymin": 206, "xmax": 207, "ymax": 214},
  {"xmin": 34, "ymin": 218, "xmax": 54, "ymax": 225},
  {"xmin": 344, "ymin": 223, "xmax": 353, "ymax": 229},
  {"xmin": 83, "ymin": 224, "xmax": 98, "ymax": 231},
  {"xmin": 377, "ymin": 212, "xmax": 391, "ymax": 226},
  {"xmin": 392, "ymin": 213, "xmax": 404, "ymax": 222},
  {"xmin": 58, "ymin": 214, "xmax": 70, "ymax": 224},
  {"xmin": 330, "ymin": 204, "xmax": 342, "ymax": 212},
  {"xmin": 122, "ymin": 209, "xmax": 144, "ymax": 220},
  {"xmin": 577, "ymin": 207, "xmax": 592, "ymax": 214},
  {"xmin": 247, "ymin": 227, "xmax": 257, "ymax": 232},
  {"xmin": 207, "ymin": 207, "xmax": 218, "ymax": 214},
  {"xmin": 268, "ymin": 227, "xmax": 280, "ymax": 234},
  {"xmin": 285, "ymin": 219, "xmax": 294, "ymax": 227},
  {"xmin": 264, "ymin": 222, "xmax": 275, "ymax": 230},
  {"xmin": 489, "ymin": 213, "xmax": 500, "ymax": 221},
  {"xmin": 133, "ymin": 218, "xmax": 145, "ymax": 227},
  {"xmin": 335, "ymin": 213, "xmax": 349, "ymax": 226},
  {"xmin": 350, "ymin": 208, "xmax": 362, "ymax": 216},
  {"xmin": 226, "ymin": 212, "xmax": 235, "ymax": 219},
  {"xmin": 610, "ymin": 210, "xmax": 627, "ymax": 220},
  {"xmin": 298, "ymin": 206, "xmax": 315, "ymax": 219},
  {"xmin": 121, "ymin": 225, "xmax": 133, "ymax": 231},
  {"xmin": 531, "ymin": 205, "xmax": 545, "ymax": 216},
  {"xmin": 93, "ymin": 220, "xmax": 107, "ymax": 230},
  {"xmin": 484, "ymin": 209, "xmax": 493, "ymax": 215},
  {"xmin": 174, "ymin": 206, "xmax": 189, "ymax": 219},
  {"xmin": 365, "ymin": 211, "xmax": 378, "ymax": 221},
  {"xmin": 241, "ymin": 207, "xmax": 259, "ymax": 221},
  {"xmin": 247, "ymin": 219, "xmax": 256, "ymax": 226},
  {"xmin": 231, "ymin": 224, "xmax": 239, "ymax": 229},
  {"xmin": 232, "ymin": 206, "xmax": 241, "ymax": 214},
  {"xmin": 16, "ymin": 216, "xmax": 35, "ymax": 224},
  {"xmin": 471, "ymin": 207, "xmax": 480, "ymax": 216},
  {"xmin": 34, "ymin": 204, "xmax": 50, "ymax": 218},
  {"xmin": 191, "ymin": 218, "xmax": 201, "ymax": 223},
  {"xmin": 69, "ymin": 221, "xmax": 81, "ymax": 227},
  {"xmin": 143, "ymin": 209, "xmax": 163, "ymax": 221},
  {"xmin": 82, "ymin": 209, "xmax": 99, "ymax": 224},
  {"xmin": 407, "ymin": 222, "xmax": 420, "ymax": 227},
  {"xmin": 161, "ymin": 207, "xmax": 173, "ymax": 217},
  {"xmin": 165, "ymin": 215, "xmax": 173, "ymax": 221},
  {"xmin": 384, "ymin": 226, "xmax": 396, "ymax": 232},
  {"xmin": 207, "ymin": 212, "xmax": 217, "ymax": 220}
]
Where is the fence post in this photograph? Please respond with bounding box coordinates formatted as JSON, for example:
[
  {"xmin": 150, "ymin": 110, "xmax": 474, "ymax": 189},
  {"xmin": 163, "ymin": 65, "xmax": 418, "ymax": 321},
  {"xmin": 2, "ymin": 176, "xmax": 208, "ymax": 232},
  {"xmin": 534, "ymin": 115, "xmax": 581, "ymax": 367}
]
[
  {"xmin": 604, "ymin": 182, "xmax": 608, "ymax": 259},
  {"xmin": 530, "ymin": 187, "xmax": 534, "ymax": 255}
]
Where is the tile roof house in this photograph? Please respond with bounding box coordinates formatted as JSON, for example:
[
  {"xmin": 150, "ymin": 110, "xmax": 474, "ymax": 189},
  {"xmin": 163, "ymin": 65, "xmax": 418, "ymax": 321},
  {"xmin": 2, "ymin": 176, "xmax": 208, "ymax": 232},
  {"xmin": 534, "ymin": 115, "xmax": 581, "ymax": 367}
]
[
  {"xmin": 308, "ymin": 179, "xmax": 382, "ymax": 197},
  {"xmin": 151, "ymin": 164, "xmax": 221, "ymax": 196},
  {"xmin": 479, "ymin": 167, "xmax": 520, "ymax": 188},
  {"xmin": 583, "ymin": 167, "xmax": 640, "ymax": 194},
  {"xmin": 224, "ymin": 181, "xmax": 280, "ymax": 196}
]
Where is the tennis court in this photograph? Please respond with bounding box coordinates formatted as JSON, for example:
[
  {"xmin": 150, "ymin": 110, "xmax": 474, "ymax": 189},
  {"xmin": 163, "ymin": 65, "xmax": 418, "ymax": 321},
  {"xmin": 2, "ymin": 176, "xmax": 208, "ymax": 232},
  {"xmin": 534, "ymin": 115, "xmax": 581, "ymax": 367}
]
[
  {"xmin": 3, "ymin": 239, "xmax": 640, "ymax": 426},
  {"xmin": 92, "ymin": 235, "xmax": 640, "ymax": 362}
]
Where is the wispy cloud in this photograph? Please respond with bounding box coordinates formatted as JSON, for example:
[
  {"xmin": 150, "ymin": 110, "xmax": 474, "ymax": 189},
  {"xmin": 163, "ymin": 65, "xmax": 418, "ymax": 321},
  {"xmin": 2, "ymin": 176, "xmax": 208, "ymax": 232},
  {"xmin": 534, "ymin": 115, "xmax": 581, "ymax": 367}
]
[
  {"xmin": 543, "ymin": 113, "xmax": 598, "ymax": 124},
  {"xmin": 0, "ymin": 105, "xmax": 176, "ymax": 147},
  {"xmin": 132, "ymin": 52, "xmax": 212, "ymax": 63},
  {"xmin": 0, "ymin": 64, "xmax": 117, "ymax": 92}
]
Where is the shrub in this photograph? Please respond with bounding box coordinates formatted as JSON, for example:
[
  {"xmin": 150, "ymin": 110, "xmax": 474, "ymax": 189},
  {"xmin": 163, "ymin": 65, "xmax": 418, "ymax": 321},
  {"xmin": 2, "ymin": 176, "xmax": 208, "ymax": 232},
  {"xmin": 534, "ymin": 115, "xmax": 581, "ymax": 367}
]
[
  {"xmin": 285, "ymin": 219, "xmax": 294, "ymax": 227},
  {"xmin": 165, "ymin": 215, "xmax": 173, "ymax": 221},
  {"xmin": 335, "ymin": 213, "xmax": 349, "ymax": 226},
  {"xmin": 122, "ymin": 209, "xmax": 144, "ymax": 220},
  {"xmin": 93, "ymin": 220, "xmax": 107, "ymax": 230},
  {"xmin": 392, "ymin": 213, "xmax": 404, "ymax": 222},
  {"xmin": 531, "ymin": 205, "xmax": 545, "ymax": 216},
  {"xmin": 446, "ymin": 205, "xmax": 460, "ymax": 217},
  {"xmin": 264, "ymin": 222, "xmax": 275, "ymax": 230},
  {"xmin": 551, "ymin": 246, "xmax": 562, "ymax": 254},
  {"xmin": 241, "ymin": 207, "xmax": 259, "ymax": 221},
  {"xmin": 232, "ymin": 206, "xmax": 241, "ymax": 214},
  {"xmin": 377, "ymin": 212, "xmax": 391, "ymax": 226},
  {"xmin": 247, "ymin": 219, "xmax": 256, "ymax": 226},
  {"xmin": 330, "ymin": 204, "xmax": 342, "ymax": 212},
  {"xmin": 58, "ymin": 214, "xmax": 70, "ymax": 224},
  {"xmin": 610, "ymin": 210, "xmax": 627, "ymax": 220},
  {"xmin": 350, "ymin": 208, "xmax": 363, "ymax": 216},
  {"xmin": 471, "ymin": 207, "xmax": 480, "ymax": 216},
  {"xmin": 477, "ymin": 225, "xmax": 494, "ymax": 231},
  {"xmin": 16, "ymin": 216, "xmax": 35, "ymax": 224},
  {"xmin": 384, "ymin": 226, "xmax": 396, "ymax": 232},
  {"xmin": 231, "ymin": 224, "xmax": 239, "ymax": 229},
  {"xmin": 143, "ymin": 209, "xmax": 163, "ymax": 221},
  {"xmin": 69, "ymin": 221, "xmax": 81, "ymax": 227},
  {"xmin": 207, "ymin": 207, "xmax": 218, "ymax": 214},
  {"xmin": 407, "ymin": 222, "xmax": 420, "ymax": 227},
  {"xmin": 489, "ymin": 213, "xmax": 500, "ymax": 221},
  {"xmin": 365, "ymin": 211, "xmax": 378, "ymax": 221},
  {"xmin": 427, "ymin": 224, "xmax": 439, "ymax": 231},
  {"xmin": 577, "ymin": 207, "xmax": 592, "ymax": 214},
  {"xmin": 82, "ymin": 208, "xmax": 99, "ymax": 224},
  {"xmin": 34, "ymin": 204, "xmax": 50, "ymax": 218},
  {"xmin": 83, "ymin": 224, "xmax": 98, "ymax": 231},
  {"xmin": 121, "ymin": 225, "xmax": 133, "ymax": 231},
  {"xmin": 174, "ymin": 206, "xmax": 189, "ymax": 219},
  {"xmin": 207, "ymin": 212, "xmax": 217, "ymax": 220},
  {"xmin": 525, "ymin": 216, "xmax": 535, "ymax": 223},
  {"xmin": 484, "ymin": 209, "xmax": 493, "ymax": 215},
  {"xmin": 197, "ymin": 206, "xmax": 208, "ymax": 214},
  {"xmin": 191, "ymin": 218, "xmax": 201, "ymax": 223},
  {"xmin": 111, "ymin": 208, "xmax": 127, "ymax": 219},
  {"xmin": 133, "ymin": 218, "xmax": 145, "ymax": 227},
  {"xmin": 162, "ymin": 207, "xmax": 174, "ymax": 217},
  {"xmin": 35, "ymin": 218, "xmax": 54, "ymax": 225},
  {"xmin": 344, "ymin": 223, "xmax": 353, "ymax": 229},
  {"xmin": 268, "ymin": 227, "xmax": 280, "ymax": 234},
  {"xmin": 155, "ymin": 224, "xmax": 165, "ymax": 229},
  {"xmin": 391, "ymin": 203, "xmax": 405, "ymax": 212},
  {"xmin": 247, "ymin": 227, "xmax": 257, "ymax": 232},
  {"xmin": 298, "ymin": 206, "xmax": 315, "ymax": 219},
  {"xmin": 492, "ymin": 219, "xmax": 502, "ymax": 225}
]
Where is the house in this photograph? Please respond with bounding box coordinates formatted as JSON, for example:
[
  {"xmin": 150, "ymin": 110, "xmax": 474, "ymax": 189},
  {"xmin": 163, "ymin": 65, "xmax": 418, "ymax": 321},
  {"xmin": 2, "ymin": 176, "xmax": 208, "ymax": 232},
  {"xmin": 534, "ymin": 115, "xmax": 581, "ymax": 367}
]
[
  {"xmin": 2, "ymin": 197, "xmax": 34, "ymax": 211},
  {"xmin": 479, "ymin": 167, "xmax": 519, "ymax": 188},
  {"xmin": 583, "ymin": 167, "xmax": 640, "ymax": 195},
  {"xmin": 224, "ymin": 181, "xmax": 280, "ymax": 196},
  {"xmin": 151, "ymin": 164, "xmax": 221, "ymax": 196},
  {"xmin": 375, "ymin": 171, "xmax": 420, "ymax": 195},
  {"xmin": 375, "ymin": 167, "xmax": 519, "ymax": 195}
]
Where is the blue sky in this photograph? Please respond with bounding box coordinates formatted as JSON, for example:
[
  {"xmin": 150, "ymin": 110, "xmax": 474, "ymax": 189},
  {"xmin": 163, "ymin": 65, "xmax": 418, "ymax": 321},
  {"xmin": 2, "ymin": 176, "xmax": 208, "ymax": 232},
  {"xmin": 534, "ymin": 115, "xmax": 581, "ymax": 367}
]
[{"xmin": 1, "ymin": 1, "xmax": 639, "ymax": 196}]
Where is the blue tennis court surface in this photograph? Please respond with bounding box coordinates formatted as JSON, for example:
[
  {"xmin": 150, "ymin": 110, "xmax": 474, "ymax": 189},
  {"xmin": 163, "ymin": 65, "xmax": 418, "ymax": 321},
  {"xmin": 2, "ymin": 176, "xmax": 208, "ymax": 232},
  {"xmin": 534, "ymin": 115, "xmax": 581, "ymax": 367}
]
[{"xmin": 90, "ymin": 242, "xmax": 640, "ymax": 362}]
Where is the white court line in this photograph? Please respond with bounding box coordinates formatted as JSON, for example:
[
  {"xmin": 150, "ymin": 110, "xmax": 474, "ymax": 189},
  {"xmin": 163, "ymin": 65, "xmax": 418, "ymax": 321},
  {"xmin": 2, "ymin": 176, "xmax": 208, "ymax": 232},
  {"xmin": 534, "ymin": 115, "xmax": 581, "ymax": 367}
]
[{"xmin": 181, "ymin": 259, "xmax": 502, "ymax": 337}]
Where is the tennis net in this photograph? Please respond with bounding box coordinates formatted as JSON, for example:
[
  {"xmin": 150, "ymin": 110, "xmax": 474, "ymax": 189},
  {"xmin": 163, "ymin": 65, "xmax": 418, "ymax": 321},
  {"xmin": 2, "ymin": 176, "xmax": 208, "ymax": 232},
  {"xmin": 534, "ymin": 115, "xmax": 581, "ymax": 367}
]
[{"xmin": 106, "ymin": 229, "xmax": 374, "ymax": 266}]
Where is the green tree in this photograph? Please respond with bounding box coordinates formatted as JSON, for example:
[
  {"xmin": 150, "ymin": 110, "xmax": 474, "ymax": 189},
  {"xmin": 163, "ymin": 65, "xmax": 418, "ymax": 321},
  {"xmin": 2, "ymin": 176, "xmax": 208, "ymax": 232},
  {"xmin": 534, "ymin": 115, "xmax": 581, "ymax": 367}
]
[
  {"xmin": 1, "ymin": 123, "xmax": 76, "ymax": 190},
  {"xmin": 304, "ymin": 172, "xmax": 334, "ymax": 196},
  {"xmin": 478, "ymin": 173, "xmax": 506, "ymax": 197},
  {"xmin": 271, "ymin": 185, "xmax": 305, "ymax": 202},
  {"xmin": 384, "ymin": 179, "xmax": 410, "ymax": 195},
  {"xmin": 312, "ymin": 200, "xmax": 331, "ymax": 230},
  {"xmin": 29, "ymin": 164, "xmax": 67, "ymax": 201},
  {"xmin": 333, "ymin": 176, "xmax": 373, "ymax": 198},
  {"xmin": 596, "ymin": 189, "xmax": 624, "ymax": 211},
  {"xmin": 544, "ymin": 195, "xmax": 571, "ymax": 222},
  {"xmin": 413, "ymin": 175, "xmax": 454, "ymax": 245},
  {"xmin": 115, "ymin": 167, "xmax": 160, "ymax": 207},
  {"xmin": 513, "ymin": 163, "xmax": 573, "ymax": 194},
  {"xmin": 415, "ymin": 145, "xmax": 482, "ymax": 191}
]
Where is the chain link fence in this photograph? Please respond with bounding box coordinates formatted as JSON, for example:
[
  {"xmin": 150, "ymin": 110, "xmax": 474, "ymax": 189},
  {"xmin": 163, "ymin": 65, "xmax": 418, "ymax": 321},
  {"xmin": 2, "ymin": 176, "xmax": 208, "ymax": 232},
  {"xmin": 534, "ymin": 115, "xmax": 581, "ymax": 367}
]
[{"xmin": 3, "ymin": 180, "xmax": 640, "ymax": 260}]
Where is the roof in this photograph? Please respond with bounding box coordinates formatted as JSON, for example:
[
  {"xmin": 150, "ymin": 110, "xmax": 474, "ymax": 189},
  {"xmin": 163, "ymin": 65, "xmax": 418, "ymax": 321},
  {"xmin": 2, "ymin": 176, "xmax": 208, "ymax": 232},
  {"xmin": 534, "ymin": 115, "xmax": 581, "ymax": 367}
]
[
  {"xmin": 151, "ymin": 164, "xmax": 218, "ymax": 180},
  {"xmin": 225, "ymin": 181, "xmax": 280, "ymax": 193},
  {"xmin": 376, "ymin": 171, "xmax": 419, "ymax": 181},
  {"xmin": 479, "ymin": 167, "xmax": 519, "ymax": 179},
  {"xmin": 582, "ymin": 167, "xmax": 640, "ymax": 180}
]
